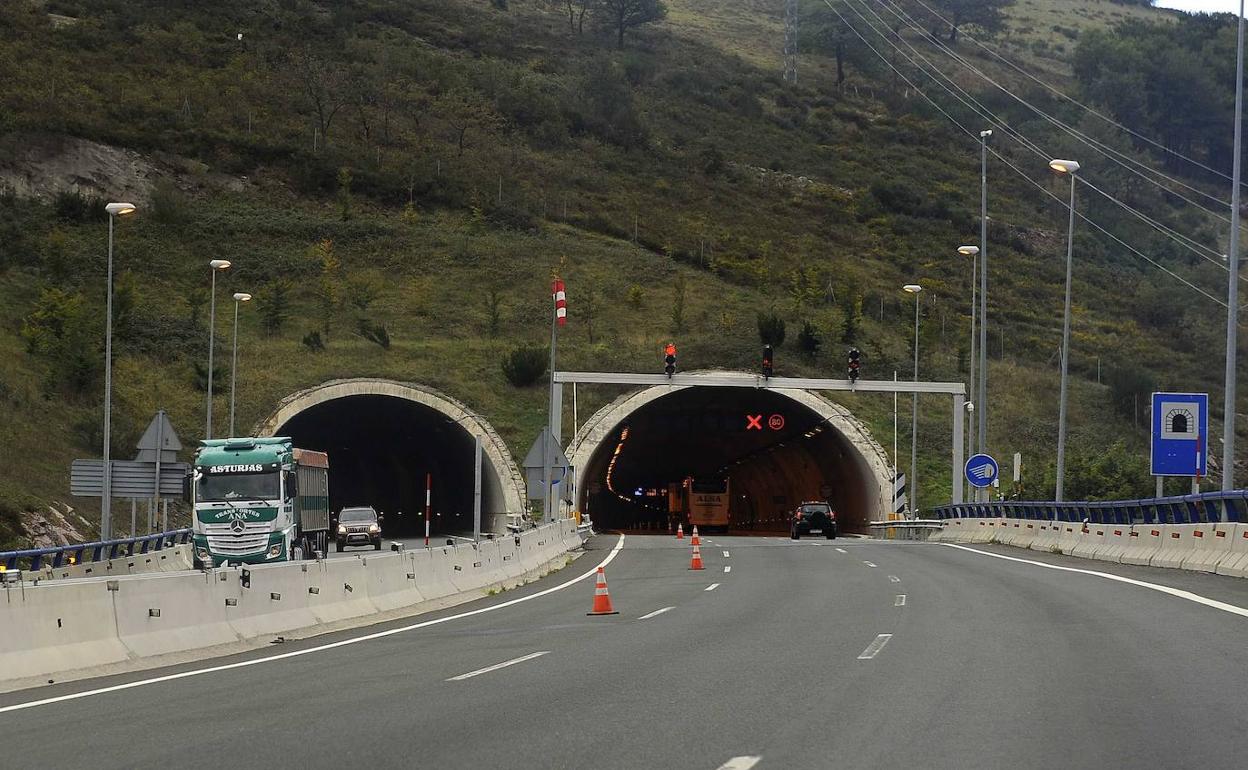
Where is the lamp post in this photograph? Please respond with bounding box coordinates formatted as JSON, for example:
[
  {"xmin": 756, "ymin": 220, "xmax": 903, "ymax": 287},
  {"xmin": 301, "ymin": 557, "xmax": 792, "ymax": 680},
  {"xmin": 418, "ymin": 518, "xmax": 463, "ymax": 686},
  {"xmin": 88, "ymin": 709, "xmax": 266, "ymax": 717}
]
[
  {"xmin": 904, "ymin": 284, "xmax": 923, "ymax": 515},
  {"xmin": 101, "ymin": 202, "xmax": 136, "ymax": 541},
  {"xmin": 978, "ymin": 129, "xmax": 992, "ymax": 474},
  {"xmin": 229, "ymin": 292, "xmax": 252, "ymax": 437},
  {"xmin": 958, "ymin": 245, "xmax": 979, "ymax": 500},
  {"xmin": 205, "ymin": 259, "xmax": 232, "ymax": 440},
  {"xmin": 1223, "ymin": 0, "xmax": 1245, "ymax": 501},
  {"xmin": 1050, "ymin": 159, "xmax": 1081, "ymax": 502}
]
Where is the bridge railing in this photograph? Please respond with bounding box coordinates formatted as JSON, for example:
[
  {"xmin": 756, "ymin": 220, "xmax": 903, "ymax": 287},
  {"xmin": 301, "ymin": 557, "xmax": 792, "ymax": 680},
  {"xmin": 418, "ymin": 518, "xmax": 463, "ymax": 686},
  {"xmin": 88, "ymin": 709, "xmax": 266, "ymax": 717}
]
[
  {"xmin": 0, "ymin": 529, "xmax": 193, "ymax": 572},
  {"xmin": 931, "ymin": 491, "xmax": 1248, "ymax": 525}
]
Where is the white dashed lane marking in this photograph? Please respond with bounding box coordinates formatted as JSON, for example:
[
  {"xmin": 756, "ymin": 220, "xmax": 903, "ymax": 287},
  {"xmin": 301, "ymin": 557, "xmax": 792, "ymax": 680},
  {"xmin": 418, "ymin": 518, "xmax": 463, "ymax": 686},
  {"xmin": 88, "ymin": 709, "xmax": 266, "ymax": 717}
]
[
  {"xmin": 638, "ymin": 607, "xmax": 675, "ymax": 620},
  {"xmin": 724, "ymin": 565, "xmax": 732, "ymax": 573},
  {"xmin": 888, "ymin": 575, "xmax": 901, "ymax": 583},
  {"xmin": 716, "ymin": 757, "xmax": 762, "ymax": 770},
  {"xmin": 705, "ymin": 583, "xmax": 721, "ymax": 592},
  {"xmin": 863, "ymin": 561, "xmax": 877, "ymax": 568},
  {"xmin": 857, "ymin": 634, "xmax": 893, "ymax": 660},
  {"xmin": 723, "ymin": 550, "xmax": 731, "ymax": 558},
  {"xmin": 895, "ymin": 595, "xmax": 906, "ymax": 606},
  {"xmin": 447, "ymin": 651, "xmax": 550, "ymax": 681}
]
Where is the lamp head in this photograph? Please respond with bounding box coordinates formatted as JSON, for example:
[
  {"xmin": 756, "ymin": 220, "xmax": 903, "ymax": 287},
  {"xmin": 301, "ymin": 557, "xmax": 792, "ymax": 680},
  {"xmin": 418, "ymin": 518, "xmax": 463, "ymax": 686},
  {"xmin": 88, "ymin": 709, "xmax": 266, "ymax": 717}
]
[
  {"xmin": 105, "ymin": 202, "xmax": 136, "ymax": 216},
  {"xmin": 980, "ymin": 129, "xmax": 993, "ymax": 138},
  {"xmin": 1049, "ymin": 159, "xmax": 1080, "ymax": 175},
  {"xmin": 957, "ymin": 245, "xmax": 979, "ymax": 256},
  {"xmin": 210, "ymin": 259, "xmax": 232, "ymax": 270},
  {"xmin": 902, "ymin": 284, "xmax": 923, "ymax": 294},
  {"xmin": 233, "ymin": 293, "xmax": 252, "ymax": 302}
]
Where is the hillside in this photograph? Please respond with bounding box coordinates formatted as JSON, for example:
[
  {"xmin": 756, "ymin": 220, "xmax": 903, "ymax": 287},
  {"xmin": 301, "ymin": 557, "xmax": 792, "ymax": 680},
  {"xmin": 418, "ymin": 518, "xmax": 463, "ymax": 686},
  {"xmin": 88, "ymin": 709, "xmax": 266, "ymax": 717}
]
[{"xmin": 0, "ymin": 0, "xmax": 1236, "ymax": 547}]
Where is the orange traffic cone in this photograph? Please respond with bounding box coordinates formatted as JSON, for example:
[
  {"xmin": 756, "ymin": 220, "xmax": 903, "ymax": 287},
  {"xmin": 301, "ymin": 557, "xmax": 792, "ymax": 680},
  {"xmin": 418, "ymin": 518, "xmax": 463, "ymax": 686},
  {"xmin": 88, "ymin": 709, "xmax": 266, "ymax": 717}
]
[
  {"xmin": 587, "ymin": 567, "xmax": 619, "ymax": 615},
  {"xmin": 689, "ymin": 542, "xmax": 705, "ymax": 570},
  {"xmin": 691, "ymin": 526, "xmax": 701, "ymax": 546},
  {"xmin": 676, "ymin": 524, "xmax": 684, "ymax": 540}
]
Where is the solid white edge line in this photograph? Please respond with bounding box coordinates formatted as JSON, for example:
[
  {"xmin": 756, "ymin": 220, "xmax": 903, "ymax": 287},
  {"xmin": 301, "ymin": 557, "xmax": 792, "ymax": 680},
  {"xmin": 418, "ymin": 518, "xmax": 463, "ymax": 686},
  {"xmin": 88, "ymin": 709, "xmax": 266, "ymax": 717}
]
[
  {"xmin": 941, "ymin": 543, "xmax": 1248, "ymax": 619},
  {"xmin": 0, "ymin": 534, "xmax": 629, "ymax": 714},
  {"xmin": 446, "ymin": 651, "xmax": 550, "ymax": 682},
  {"xmin": 724, "ymin": 565, "xmax": 732, "ymax": 573},
  {"xmin": 895, "ymin": 594, "xmax": 906, "ymax": 606},
  {"xmin": 705, "ymin": 583, "xmax": 721, "ymax": 592},
  {"xmin": 857, "ymin": 633, "xmax": 893, "ymax": 660},
  {"xmin": 638, "ymin": 606, "xmax": 675, "ymax": 620},
  {"xmin": 716, "ymin": 756, "xmax": 762, "ymax": 770}
]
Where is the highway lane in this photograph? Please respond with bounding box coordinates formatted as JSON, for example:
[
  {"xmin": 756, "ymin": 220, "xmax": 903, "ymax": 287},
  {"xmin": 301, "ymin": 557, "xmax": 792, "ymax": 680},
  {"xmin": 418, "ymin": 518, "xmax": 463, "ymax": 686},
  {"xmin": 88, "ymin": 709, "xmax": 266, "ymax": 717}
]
[{"xmin": 3, "ymin": 536, "xmax": 1248, "ymax": 768}]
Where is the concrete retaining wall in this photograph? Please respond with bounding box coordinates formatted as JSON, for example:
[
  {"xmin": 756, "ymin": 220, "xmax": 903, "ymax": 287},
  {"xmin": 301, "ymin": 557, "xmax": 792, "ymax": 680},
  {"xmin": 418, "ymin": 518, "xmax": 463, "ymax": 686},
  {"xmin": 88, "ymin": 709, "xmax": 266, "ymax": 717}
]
[{"xmin": 0, "ymin": 521, "xmax": 581, "ymax": 687}]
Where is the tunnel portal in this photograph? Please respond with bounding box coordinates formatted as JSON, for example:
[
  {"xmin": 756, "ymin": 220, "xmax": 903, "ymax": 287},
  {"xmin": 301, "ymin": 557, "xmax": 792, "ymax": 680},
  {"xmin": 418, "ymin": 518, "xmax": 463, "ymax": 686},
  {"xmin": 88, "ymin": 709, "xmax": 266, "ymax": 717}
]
[
  {"xmin": 573, "ymin": 385, "xmax": 890, "ymax": 534},
  {"xmin": 258, "ymin": 380, "xmax": 523, "ymax": 539}
]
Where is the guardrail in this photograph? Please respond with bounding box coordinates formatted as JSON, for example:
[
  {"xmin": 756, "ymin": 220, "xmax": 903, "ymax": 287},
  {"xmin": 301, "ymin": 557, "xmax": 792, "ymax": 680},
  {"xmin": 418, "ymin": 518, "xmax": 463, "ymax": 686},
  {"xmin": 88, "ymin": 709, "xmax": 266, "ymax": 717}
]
[
  {"xmin": 932, "ymin": 490, "xmax": 1248, "ymax": 524},
  {"xmin": 0, "ymin": 529, "xmax": 193, "ymax": 572},
  {"xmin": 867, "ymin": 520, "xmax": 944, "ymax": 540}
]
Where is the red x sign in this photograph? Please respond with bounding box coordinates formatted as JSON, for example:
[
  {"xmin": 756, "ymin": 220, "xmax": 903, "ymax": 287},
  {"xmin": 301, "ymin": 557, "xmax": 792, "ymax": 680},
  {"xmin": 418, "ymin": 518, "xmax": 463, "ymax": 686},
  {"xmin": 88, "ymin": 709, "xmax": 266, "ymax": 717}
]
[{"xmin": 746, "ymin": 414, "xmax": 763, "ymax": 430}]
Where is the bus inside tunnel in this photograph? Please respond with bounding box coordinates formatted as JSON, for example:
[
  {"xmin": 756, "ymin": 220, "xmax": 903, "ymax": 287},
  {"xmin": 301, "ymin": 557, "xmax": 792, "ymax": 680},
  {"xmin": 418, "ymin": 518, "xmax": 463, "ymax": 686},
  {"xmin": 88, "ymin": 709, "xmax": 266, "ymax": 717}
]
[
  {"xmin": 273, "ymin": 394, "xmax": 508, "ymax": 538},
  {"xmin": 578, "ymin": 387, "xmax": 883, "ymax": 534}
]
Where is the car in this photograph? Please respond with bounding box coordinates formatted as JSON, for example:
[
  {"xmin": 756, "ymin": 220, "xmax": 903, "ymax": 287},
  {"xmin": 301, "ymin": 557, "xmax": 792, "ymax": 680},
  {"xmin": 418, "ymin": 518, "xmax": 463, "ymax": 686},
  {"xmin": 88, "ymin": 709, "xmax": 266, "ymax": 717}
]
[
  {"xmin": 791, "ymin": 502, "xmax": 837, "ymax": 540},
  {"xmin": 335, "ymin": 506, "xmax": 383, "ymax": 551}
]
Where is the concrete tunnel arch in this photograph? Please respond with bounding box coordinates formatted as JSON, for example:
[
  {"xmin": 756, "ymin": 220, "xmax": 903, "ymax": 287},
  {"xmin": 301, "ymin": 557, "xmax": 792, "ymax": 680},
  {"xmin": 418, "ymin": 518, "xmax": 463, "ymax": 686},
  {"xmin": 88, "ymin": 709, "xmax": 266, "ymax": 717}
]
[
  {"xmin": 255, "ymin": 379, "xmax": 526, "ymax": 535},
  {"xmin": 568, "ymin": 373, "xmax": 895, "ymax": 533}
]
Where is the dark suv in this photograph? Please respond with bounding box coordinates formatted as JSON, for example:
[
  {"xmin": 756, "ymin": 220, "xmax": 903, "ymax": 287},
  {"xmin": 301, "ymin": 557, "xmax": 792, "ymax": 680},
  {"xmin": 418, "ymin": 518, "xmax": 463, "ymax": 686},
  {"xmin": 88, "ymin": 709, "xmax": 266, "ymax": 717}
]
[
  {"xmin": 791, "ymin": 502, "xmax": 837, "ymax": 540},
  {"xmin": 335, "ymin": 506, "xmax": 382, "ymax": 551}
]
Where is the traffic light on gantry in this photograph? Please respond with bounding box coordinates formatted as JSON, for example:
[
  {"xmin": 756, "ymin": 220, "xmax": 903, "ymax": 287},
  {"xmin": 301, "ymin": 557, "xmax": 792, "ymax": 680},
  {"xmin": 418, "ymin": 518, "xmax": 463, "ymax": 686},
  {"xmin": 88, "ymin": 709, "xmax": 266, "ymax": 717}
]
[
  {"xmin": 848, "ymin": 347, "xmax": 861, "ymax": 382},
  {"xmin": 664, "ymin": 343, "xmax": 677, "ymax": 377},
  {"xmin": 762, "ymin": 344, "xmax": 774, "ymax": 379}
]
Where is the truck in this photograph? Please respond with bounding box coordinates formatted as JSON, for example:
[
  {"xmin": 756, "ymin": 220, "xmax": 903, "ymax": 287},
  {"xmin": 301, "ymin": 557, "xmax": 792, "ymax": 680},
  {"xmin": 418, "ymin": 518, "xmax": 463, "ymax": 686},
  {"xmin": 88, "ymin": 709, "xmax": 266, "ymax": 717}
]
[{"xmin": 188, "ymin": 437, "xmax": 330, "ymax": 567}]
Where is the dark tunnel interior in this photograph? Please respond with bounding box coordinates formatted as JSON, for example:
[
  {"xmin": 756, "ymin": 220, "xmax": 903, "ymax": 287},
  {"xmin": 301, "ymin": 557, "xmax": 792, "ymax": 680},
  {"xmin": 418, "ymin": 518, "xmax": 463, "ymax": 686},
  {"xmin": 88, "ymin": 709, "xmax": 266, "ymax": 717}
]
[
  {"xmin": 579, "ymin": 388, "xmax": 877, "ymax": 534},
  {"xmin": 276, "ymin": 395, "xmax": 491, "ymax": 538}
]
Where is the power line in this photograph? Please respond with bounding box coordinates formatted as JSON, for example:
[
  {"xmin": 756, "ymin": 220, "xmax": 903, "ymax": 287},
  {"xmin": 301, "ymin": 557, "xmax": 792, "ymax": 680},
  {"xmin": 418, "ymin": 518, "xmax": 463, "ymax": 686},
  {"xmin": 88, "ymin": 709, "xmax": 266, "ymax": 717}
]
[
  {"xmin": 874, "ymin": 0, "xmax": 1239, "ymax": 220},
  {"xmin": 904, "ymin": 0, "xmax": 1245, "ymax": 187},
  {"xmin": 842, "ymin": 0, "xmax": 1235, "ymax": 275},
  {"xmin": 820, "ymin": 0, "xmax": 1229, "ymax": 309}
]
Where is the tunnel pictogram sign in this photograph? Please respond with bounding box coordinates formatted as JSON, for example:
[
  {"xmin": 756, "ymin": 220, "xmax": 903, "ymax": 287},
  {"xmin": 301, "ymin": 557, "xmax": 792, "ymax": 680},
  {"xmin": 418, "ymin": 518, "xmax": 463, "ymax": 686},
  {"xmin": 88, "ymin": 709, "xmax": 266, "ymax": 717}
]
[{"xmin": 1151, "ymin": 392, "xmax": 1207, "ymax": 478}]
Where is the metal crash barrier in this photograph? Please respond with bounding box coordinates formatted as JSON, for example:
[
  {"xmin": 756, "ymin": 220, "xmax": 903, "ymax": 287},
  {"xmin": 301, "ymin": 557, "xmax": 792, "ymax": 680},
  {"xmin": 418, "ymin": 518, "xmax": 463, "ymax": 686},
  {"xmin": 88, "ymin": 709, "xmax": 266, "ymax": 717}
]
[
  {"xmin": 931, "ymin": 490, "xmax": 1248, "ymax": 525},
  {"xmin": 0, "ymin": 529, "xmax": 192, "ymax": 572},
  {"xmin": 868, "ymin": 520, "xmax": 944, "ymax": 541}
]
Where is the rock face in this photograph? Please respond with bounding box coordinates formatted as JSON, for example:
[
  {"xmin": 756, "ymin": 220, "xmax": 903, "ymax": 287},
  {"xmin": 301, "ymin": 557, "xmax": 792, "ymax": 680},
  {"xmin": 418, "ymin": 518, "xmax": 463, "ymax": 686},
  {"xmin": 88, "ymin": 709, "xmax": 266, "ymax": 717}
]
[
  {"xmin": 21, "ymin": 503, "xmax": 89, "ymax": 550},
  {"xmin": 0, "ymin": 134, "xmax": 159, "ymax": 204}
]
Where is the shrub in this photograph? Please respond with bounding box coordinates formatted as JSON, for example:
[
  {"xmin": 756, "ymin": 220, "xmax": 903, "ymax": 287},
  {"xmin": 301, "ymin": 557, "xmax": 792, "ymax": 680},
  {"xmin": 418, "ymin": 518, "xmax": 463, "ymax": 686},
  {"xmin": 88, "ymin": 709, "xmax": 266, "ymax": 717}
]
[
  {"xmin": 356, "ymin": 318, "xmax": 391, "ymax": 349},
  {"xmin": 302, "ymin": 330, "xmax": 325, "ymax": 352},
  {"xmin": 757, "ymin": 311, "xmax": 786, "ymax": 347},
  {"xmin": 798, "ymin": 321, "xmax": 821, "ymax": 359},
  {"xmin": 502, "ymin": 345, "xmax": 548, "ymax": 387},
  {"xmin": 150, "ymin": 180, "xmax": 190, "ymax": 224},
  {"xmin": 53, "ymin": 190, "xmax": 105, "ymax": 222}
]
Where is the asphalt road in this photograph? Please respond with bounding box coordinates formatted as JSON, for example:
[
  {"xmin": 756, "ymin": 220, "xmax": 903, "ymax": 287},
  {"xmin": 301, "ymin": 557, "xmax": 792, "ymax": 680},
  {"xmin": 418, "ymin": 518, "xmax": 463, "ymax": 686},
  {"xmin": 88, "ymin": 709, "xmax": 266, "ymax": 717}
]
[{"xmin": 4, "ymin": 535, "xmax": 1248, "ymax": 769}]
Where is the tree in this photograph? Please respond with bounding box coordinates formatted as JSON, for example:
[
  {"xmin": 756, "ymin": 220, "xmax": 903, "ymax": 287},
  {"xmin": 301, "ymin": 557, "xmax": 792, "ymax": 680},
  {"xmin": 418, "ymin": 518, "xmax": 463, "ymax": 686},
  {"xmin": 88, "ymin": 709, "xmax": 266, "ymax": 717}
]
[
  {"xmin": 757, "ymin": 311, "xmax": 787, "ymax": 347},
  {"xmin": 337, "ymin": 166, "xmax": 353, "ymax": 221},
  {"xmin": 257, "ymin": 280, "xmax": 291, "ymax": 336},
  {"xmin": 289, "ymin": 47, "xmax": 349, "ymax": 145},
  {"xmin": 580, "ymin": 284, "xmax": 598, "ymax": 343},
  {"xmin": 915, "ymin": 0, "xmax": 1014, "ymax": 43},
  {"xmin": 798, "ymin": 321, "xmax": 822, "ymax": 360},
  {"xmin": 486, "ymin": 288, "xmax": 503, "ymax": 337},
  {"xmin": 598, "ymin": 0, "xmax": 668, "ymax": 49},
  {"xmin": 670, "ymin": 275, "xmax": 686, "ymax": 333},
  {"xmin": 566, "ymin": 0, "xmax": 592, "ymax": 33},
  {"xmin": 502, "ymin": 346, "xmax": 548, "ymax": 387}
]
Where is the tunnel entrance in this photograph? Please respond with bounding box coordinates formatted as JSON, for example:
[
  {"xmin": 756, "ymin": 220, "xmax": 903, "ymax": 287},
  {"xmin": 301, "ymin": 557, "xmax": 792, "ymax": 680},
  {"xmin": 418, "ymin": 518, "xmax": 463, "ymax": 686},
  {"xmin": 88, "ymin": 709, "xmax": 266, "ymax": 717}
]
[
  {"xmin": 257, "ymin": 380, "xmax": 524, "ymax": 538},
  {"xmin": 572, "ymin": 384, "xmax": 890, "ymax": 534}
]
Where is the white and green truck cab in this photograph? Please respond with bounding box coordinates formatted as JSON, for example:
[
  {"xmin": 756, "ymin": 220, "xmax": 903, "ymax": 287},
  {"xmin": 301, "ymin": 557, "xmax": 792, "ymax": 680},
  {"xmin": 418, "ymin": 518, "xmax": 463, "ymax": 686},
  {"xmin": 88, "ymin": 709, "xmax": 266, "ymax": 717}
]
[{"xmin": 189, "ymin": 437, "xmax": 330, "ymax": 567}]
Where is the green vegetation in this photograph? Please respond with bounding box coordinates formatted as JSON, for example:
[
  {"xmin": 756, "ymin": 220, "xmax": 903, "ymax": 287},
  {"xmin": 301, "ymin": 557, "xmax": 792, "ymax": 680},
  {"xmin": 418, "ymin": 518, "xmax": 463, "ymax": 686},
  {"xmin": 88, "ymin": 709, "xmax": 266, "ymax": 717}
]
[{"xmin": 0, "ymin": 0, "xmax": 1238, "ymax": 546}]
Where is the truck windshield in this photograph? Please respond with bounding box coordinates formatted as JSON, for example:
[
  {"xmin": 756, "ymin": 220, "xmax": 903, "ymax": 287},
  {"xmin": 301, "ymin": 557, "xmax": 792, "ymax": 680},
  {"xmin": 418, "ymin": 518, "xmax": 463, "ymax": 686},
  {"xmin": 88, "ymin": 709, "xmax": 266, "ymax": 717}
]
[{"xmin": 197, "ymin": 471, "xmax": 280, "ymax": 502}]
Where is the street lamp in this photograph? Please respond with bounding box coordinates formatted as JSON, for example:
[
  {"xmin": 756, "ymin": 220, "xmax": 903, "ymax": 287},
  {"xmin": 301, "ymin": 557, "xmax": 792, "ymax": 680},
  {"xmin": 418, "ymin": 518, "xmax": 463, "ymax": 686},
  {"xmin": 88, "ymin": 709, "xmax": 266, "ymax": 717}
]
[
  {"xmin": 978, "ymin": 129, "xmax": 992, "ymax": 473},
  {"xmin": 229, "ymin": 292, "xmax": 252, "ymax": 437},
  {"xmin": 958, "ymin": 245, "xmax": 979, "ymax": 500},
  {"xmin": 1050, "ymin": 159, "xmax": 1081, "ymax": 501},
  {"xmin": 101, "ymin": 202, "xmax": 136, "ymax": 541},
  {"xmin": 904, "ymin": 283, "xmax": 923, "ymax": 515},
  {"xmin": 205, "ymin": 259, "xmax": 232, "ymax": 439}
]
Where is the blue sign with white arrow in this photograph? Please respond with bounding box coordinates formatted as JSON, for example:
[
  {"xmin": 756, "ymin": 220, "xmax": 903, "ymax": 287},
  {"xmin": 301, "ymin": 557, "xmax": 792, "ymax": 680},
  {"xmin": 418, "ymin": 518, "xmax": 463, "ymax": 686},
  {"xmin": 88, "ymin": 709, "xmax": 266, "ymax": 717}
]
[
  {"xmin": 1151, "ymin": 392, "xmax": 1208, "ymax": 478},
  {"xmin": 965, "ymin": 453, "xmax": 999, "ymax": 489}
]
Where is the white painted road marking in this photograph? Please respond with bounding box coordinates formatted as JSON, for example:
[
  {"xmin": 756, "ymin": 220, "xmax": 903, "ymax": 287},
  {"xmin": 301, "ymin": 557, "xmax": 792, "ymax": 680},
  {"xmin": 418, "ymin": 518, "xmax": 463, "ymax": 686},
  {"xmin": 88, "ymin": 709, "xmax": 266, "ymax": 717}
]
[
  {"xmin": 888, "ymin": 575, "xmax": 901, "ymax": 583},
  {"xmin": 447, "ymin": 651, "xmax": 550, "ymax": 681},
  {"xmin": 724, "ymin": 565, "xmax": 732, "ymax": 573},
  {"xmin": 723, "ymin": 550, "xmax": 731, "ymax": 558},
  {"xmin": 857, "ymin": 634, "xmax": 894, "ymax": 660},
  {"xmin": 0, "ymin": 535, "xmax": 629, "ymax": 715},
  {"xmin": 705, "ymin": 583, "xmax": 721, "ymax": 592},
  {"xmin": 895, "ymin": 595, "xmax": 906, "ymax": 606},
  {"xmin": 638, "ymin": 606, "xmax": 675, "ymax": 620},
  {"xmin": 943, "ymin": 543, "xmax": 1248, "ymax": 620},
  {"xmin": 836, "ymin": 548, "xmax": 847, "ymax": 554},
  {"xmin": 863, "ymin": 561, "xmax": 877, "ymax": 568},
  {"xmin": 716, "ymin": 757, "xmax": 762, "ymax": 770}
]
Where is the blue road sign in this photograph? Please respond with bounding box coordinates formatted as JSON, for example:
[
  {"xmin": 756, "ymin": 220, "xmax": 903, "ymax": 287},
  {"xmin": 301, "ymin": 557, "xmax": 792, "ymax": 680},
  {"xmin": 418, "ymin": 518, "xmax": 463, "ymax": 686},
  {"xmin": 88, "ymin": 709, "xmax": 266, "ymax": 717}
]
[
  {"xmin": 1151, "ymin": 392, "xmax": 1208, "ymax": 477},
  {"xmin": 965, "ymin": 454, "xmax": 999, "ymax": 488}
]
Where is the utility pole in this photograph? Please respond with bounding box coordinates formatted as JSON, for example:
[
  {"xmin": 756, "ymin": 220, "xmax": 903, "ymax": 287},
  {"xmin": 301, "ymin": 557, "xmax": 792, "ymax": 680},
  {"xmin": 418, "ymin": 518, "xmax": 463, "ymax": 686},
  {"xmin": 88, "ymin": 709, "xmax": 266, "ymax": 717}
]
[
  {"xmin": 1223, "ymin": 0, "xmax": 1245, "ymax": 501},
  {"xmin": 784, "ymin": 0, "xmax": 798, "ymax": 85}
]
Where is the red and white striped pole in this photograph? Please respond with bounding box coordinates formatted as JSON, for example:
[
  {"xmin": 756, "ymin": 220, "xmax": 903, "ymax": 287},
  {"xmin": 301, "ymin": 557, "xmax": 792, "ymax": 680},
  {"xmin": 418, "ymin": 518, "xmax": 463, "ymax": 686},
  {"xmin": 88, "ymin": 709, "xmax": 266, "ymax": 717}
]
[{"xmin": 424, "ymin": 472, "xmax": 432, "ymax": 547}]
